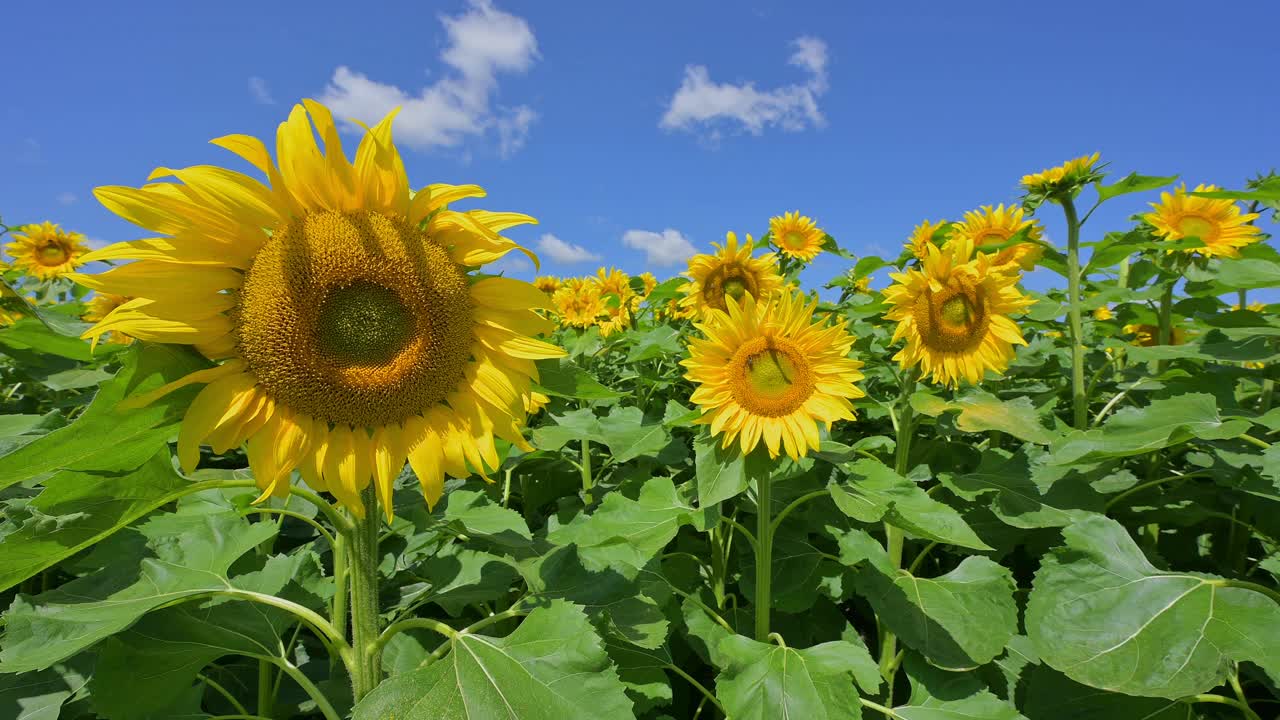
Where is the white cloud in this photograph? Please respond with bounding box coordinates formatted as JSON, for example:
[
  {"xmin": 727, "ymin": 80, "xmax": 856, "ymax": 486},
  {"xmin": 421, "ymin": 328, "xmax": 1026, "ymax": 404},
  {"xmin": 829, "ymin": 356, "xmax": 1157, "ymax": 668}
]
[
  {"xmin": 537, "ymin": 234, "xmax": 600, "ymax": 264},
  {"xmin": 486, "ymin": 253, "xmax": 531, "ymax": 275},
  {"xmin": 248, "ymin": 76, "xmax": 275, "ymax": 105},
  {"xmin": 318, "ymin": 0, "xmax": 539, "ymax": 155},
  {"xmin": 56, "ymin": 192, "xmax": 77, "ymax": 206},
  {"xmin": 622, "ymin": 229, "xmax": 697, "ymax": 267},
  {"xmin": 660, "ymin": 36, "xmax": 828, "ymax": 138}
]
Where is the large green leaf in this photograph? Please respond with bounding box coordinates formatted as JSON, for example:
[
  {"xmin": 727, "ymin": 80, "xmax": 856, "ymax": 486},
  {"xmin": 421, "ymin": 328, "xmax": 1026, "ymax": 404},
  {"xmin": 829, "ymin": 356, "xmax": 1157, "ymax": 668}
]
[
  {"xmin": 625, "ymin": 325, "xmax": 682, "ymax": 363},
  {"xmin": 1094, "ymin": 173, "xmax": 1178, "ymax": 203},
  {"xmin": 1049, "ymin": 394, "xmax": 1251, "ymax": 465},
  {"xmin": 533, "ymin": 358, "xmax": 623, "ymax": 400},
  {"xmin": 897, "ymin": 653, "xmax": 1026, "ymax": 720},
  {"xmin": 440, "ymin": 489, "xmax": 533, "ymax": 549},
  {"xmin": 0, "ymin": 317, "xmax": 103, "ymax": 362},
  {"xmin": 0, "ymin": 508, "xmax": 278, "ymax": 672},
  {"xmin": 0, "ymin": 343, "xmax": 210, "ymax": 488},
  {"xmin": 937, "ymin": 448, "xmax": 1099, "ymax": 529},
  {"xmin": 523, "ymin": 546, "xmax": 669, "ymax": 649},
  {"xmin": 1027, "ymin": 515, "xmax": 1280, "ymax": 698},
  {"xmin": 911, "ymin": 390, "xmax": 1059, "ymax": 445},
  {"xmin": 856, "ymin": 556, "xmax": 1018, "ymax": 670},
  {"xmin": 548, "ymin": 477, "xmax": 717, "ymax": 576},
  {"xmin": 0, "ymin": 451, "xmax": 193, "ymax": 592},
  {"xmin": 714, "ymin": 634, "xmax": 878, "ymax": 720},
  {"xmin": 351, "ymin": 601, "xmax": 633, "ymax": 720},
  {"xmin": 0, "ymin": 659, "xmax": 91, "ymax": 720},
  {"xmin": 597, "ymin": 406, "xmax": 671, "ymax": 463},
  {"xmin": 530, "ymin": 407, "xmax": 604, "ymax": 451},
  {"xmin": 1020, "ymin": 665, "xmax": 1193, "ymax": 720},
  {"xmin": 1204, "ymin": 258, "xmax": 1280, "ymax": 290},
  {"xmin": 694, "ymin": 433, "xmax": 751, "ymax": 506},
  {"xmin": 829, "ymin": 459, "xmax": 992, "ymax": 550}
]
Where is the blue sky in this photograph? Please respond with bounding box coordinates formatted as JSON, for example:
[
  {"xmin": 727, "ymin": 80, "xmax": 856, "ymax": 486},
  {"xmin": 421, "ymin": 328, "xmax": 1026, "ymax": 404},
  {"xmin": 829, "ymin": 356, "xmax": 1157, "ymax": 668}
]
[{"xmin": 3, "ymin": 0, "xmax": 1277, "ymax": 293}]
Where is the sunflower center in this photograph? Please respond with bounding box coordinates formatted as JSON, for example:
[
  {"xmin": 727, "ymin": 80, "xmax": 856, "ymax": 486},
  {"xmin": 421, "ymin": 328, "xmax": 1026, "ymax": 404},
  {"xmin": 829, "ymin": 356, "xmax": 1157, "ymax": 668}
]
[
  {"xmin": 975, "ymin": 230, "xmax": 1009, "ymax": 247},
  {"xmin": 729, "ymin": 337, "xmax": 815, "ymax": 417},
  {"xmin": 913, "ymin": 283, "xmax": 991, "ymax": 353},
  {"xmin": 237, "ymin": 210, "xmax": 474, "ymax": 427},
  {"xmin": 1176, "ymin": 214, "xmax": 1217, "ymax": 242},
  {"xmin": 314, "ymin": 281, "xmax": 414, "ymax": 364},
  {"xmin": 723, "ymin": 278, "xmax": 749, "ymax": 302},
  {"xmin": 38, "ymin": 243, "xmax": 68, "ymax": 266},
  {"xmin": 783, "ymin": 232, "xmax": 806, "ymax": 249}
]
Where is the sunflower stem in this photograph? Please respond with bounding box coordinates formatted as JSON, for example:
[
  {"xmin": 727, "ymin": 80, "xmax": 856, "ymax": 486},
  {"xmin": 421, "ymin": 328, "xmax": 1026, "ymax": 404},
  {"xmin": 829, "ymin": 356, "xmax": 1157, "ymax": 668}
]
[
  {"xmin": 330, "ymin": 532, "xmax": 348, "ymax": 675},
  {"xmin": 1156, "ymin": 278, "xmax": 1175, "ymax": 374},
  {"xmin": 580, "ymin": 438, "xmax": 594, "ymax": 496},
  {"xmin": 347, "ymin": 486, "xmax": 383, "ymax": 702},
  {"xmin": 1062, "ymin": 195, "xmax": 1088, "ymax": 429},
  {"xmin": 753, "ymin": 460, "xmax": 773, "ymax": 642},
  {"xmin": 879, "ymin": 369, "xmax": 917, "ymax": 699}
]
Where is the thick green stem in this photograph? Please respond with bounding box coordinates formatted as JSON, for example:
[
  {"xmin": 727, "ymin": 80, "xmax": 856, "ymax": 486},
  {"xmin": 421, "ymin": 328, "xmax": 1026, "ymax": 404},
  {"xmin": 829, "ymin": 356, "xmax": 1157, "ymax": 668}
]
[
  {"xmin": 1156, "ymin": 279, "xmax": 1175, "ymax": 375},
  {"xmin": 1062, "ymin": 195, "xmax": 1088, "ymax": 429},
  {"xmin": 256, "ymin": 661, "xmax": 272, "ymax": 717},
  {"xmin": 754, "ymin": 465, "xmax": 773, "ymax": 642},
  {"xmin": 348, "ymin": 486, "xmax": 383, "ymax": 702},
  {"xmin": 879, "ymin": 371, "xmax": 917, "ymax": 695},
  {"xmin": 581, "ymin": 438, "xmax": 593, "ymax": 494}
]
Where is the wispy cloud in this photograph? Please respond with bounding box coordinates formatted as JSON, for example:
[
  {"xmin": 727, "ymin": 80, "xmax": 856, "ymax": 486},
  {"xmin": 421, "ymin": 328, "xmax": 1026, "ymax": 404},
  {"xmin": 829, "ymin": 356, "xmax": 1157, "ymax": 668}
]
[
  {"xmin": 248, "ymin": 76, "xmax": 275, "ymax": 105},
  {"xmin": 622, "ymin": 229, "xmax": 697, "ymax": 266},
  {"xmin": 485, "ymin": 253, "xmax": 532, "ymax": 275},
  {"xmin": 56, "ymin": 192, "xmax": 77, "ymax": 206},
  {"xmin": 318, "ymin": 0, "xmax": 539, "ymax": 157},
  {"xmin": 660, "ymin": 36, "xmax": 828, "ymax": 140},
  {"xmin": 537, "ymin": 233, "xmax": 601, "ymax": 264}
]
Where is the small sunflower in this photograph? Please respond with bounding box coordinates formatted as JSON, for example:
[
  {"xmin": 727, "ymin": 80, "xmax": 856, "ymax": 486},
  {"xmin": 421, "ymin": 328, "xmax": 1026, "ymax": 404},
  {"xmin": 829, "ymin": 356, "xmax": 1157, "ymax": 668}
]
[
  {"xmin": 1092, "ymin": 305, "xmax": 1114, "ymax": 321},
  {"xmin": 595, "ymin": 267, "xmax": 633, "ymax": 299},
  {"xmin": 5, "ymin": 222, "xmax": 89, "ymax": 280},
  {"xmin": 769, "ymin": 211, "xmax": 826, "ymax": 262},
  {"xmin": 905, "ymin": 219, "xmax": 950, "ymax": 261},
  {"xmin": 682, "ymin": 291, "xmax": 865, "ymax": 460},
  {"xmin": 1020, "ymin": 152, "xmax": 1102, "ymax": 196},
  {"xmin": 82, "ymin": 292, "xmax": 134, "ymax": 345},
  {"xmin": 1123, "ymin": 324, "xmax": 1189, "ymax": 347},
  {"xmin": 1144, "ymin": 184, "xmax": 1263, "ymax": 258},
  {"xmin": 552, "ymin": 278, "xmax": 605, "ymax": 329},
  {"xmin": 883, "ymin": 237, "xmax": 1034, "ymax": 387},
  {"xmin": 1232, "ymin": 301, "xmax": 1266, "ymax": 313},
  {"xmin": 638, "ymin": 271, "xmax": 658, "ymax": 297},
  {"xmin": 74, "ymin": 99, "xmax": 565, "ymax": 519},
  {"xmin": 0, "ymin": 309, "xmax": 20, "ymax": 327},
  {"xmin": 663, "ymin": 295, "xmax": 698, "ymax": 321},
  {"xmin": 950, "ymin": 205, "xmax": 1043, "ymax": 271},
  {"xmin": 680, "ymin": 232, "xmax": 784, "ymax": 318},
  {"xmin": 534, "ymin": 276, "xmax": 561, "ymax": 294}
]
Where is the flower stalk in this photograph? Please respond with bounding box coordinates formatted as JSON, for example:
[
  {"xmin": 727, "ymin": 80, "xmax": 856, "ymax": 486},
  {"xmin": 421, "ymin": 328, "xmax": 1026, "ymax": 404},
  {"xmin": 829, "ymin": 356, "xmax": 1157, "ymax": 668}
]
[
  {"xmin": 1061, "ymin": 195, "xmax": 1088, "ymax": 428},
  {"xmin": 347, "ymin": 486, "xmax": 383, "ymax": 701}
]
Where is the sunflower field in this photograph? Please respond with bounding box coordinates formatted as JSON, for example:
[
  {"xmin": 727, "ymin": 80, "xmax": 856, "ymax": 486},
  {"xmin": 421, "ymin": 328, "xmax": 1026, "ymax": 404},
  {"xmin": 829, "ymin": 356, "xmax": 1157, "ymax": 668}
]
[{"xmin": 2, "ymin": 102, "xmax": 1280, "ymax": 720}]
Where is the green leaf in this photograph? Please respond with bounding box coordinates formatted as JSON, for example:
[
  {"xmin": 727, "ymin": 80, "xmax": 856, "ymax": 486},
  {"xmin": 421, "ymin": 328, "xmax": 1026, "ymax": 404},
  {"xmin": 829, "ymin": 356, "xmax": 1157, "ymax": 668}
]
[
  {"xmin": 625, "ymin": 325, "xmax": 683, "ymax": 363},
  {"xmin": 530, "ymin": 408, "xmax": 604, "ymax": 452},
  {"xmin": 856, "ymin": 557, "xmax": 1018, "ymax": 670},
  {"xmin": 548, "ymin": 477, "xmax": 717, "ymax": 576},
  {"xmin": 739, "ymin": 531, "xmax": 848, "ymax": 613},
  {"xmin": 598, "ymin": 406, "xmax": 671, "ymax": 462},
  {"xmin": 1206, "ymin": 258, "xmax": 1280, "ymax": 290},
  {"xmin": 1190, "ymin": 180, "xmax": 1280, "ymax": 202},
  {"xmin": 1021, "ymin": 665, "xmax": 1192, "ymax": 720},
  {"xmin": 714, "ymin": 634, "xmax": 876, "ymax": 720},
  {"xmin": 0, "ymin": 317, "xmax": 102, "ymax": 362},
  {"xmin": 937, "ymin": 448, "xmax": 1099, "ymax": 529},
  {"xmin": 0, "ymin": 343, "xmax": 210, "ymax": 489},
  {"xmin": 911, "ymin": 390, "xmax": 1058, "ymax": 445},
  {"xmin": 0, "ymin": 659, "xmax": 91, "ymax": 720},
  {"xmin": 525, "ymin": 546, "xmax": 669, "ymax": 649},
  {"xmin": 533, "ymin": 358, "xmax": 623, "ymax": 400},
  {"xmin": 898, "ymin": 653, "xmax": 1027, "ymax": 720},
  {"xmin": 0, "ymin": 451, "xmax": 194, "ymax": 592},
  {"xmin": 1049, "ymin": 394, "xmax": 1251, "ymax": 464},
  {"xmin": 441, "ymin": 489, "xmax": 533, "ymax": 549},
  {"xmin": 1027, "ymin": 515, "xmax": 1280, "ymax": 698},
  {"xmin": 829, "ymin": 459, "xmax": 992, "ymax": 550},
  {"xmin": 694, "ymin": 433, "xmax": 749, "ymax": 506},
  {"xmin": 352, "ymin": 601, "xmax": 634, "ymax": 720},
  {"xmin": 0, "ymin": 508, "xmax": 278, "ymax": 672},
  {"xmin": 1094, "ymin": 173, "xmax": 1178, "ymax": 202}
]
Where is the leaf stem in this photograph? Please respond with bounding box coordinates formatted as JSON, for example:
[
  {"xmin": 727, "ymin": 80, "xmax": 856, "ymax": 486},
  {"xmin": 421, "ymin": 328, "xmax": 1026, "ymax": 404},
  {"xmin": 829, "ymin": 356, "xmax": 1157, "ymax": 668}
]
[
  {"xmin": 371, "ymin": 617, "xmax": 457, "ymax": 662},
  {"xmin": 270, "ymin": 658, "xmax": 343, "ymax": 720},
  {"xmin": 665, "ymin": 663, "xmax": 727, "ymax": 716},
  {"xmin": 860, "ymin": 697, "xmax": 899, "ymax": 718},
  {"xmin": 1062, "ymin": 194, "xmax": 1088, "ymax": 429},
  {"xmin": 1212, "ymin": 578, "xmax": 1280, "ymax": 606},
  {"xmin": 770, "ymin": 489, "xmax": 830, "ymax": 535},
  {"xmin": 1182, "ymin": 692, "xmax": 1262, "ymax": 720},
  {"xmin": 721, "ymin": 516, "xmax": 760, "ymax": 554},
  {"xmin": 1103, "ymin": 471, "xmax": 1216, "ymax": 512},
  {"xmin": 198, "ymin": 673, "xmax": 249, "ymax": 716},
  {"xmin": 1240, "ymin": 434, "xmax": 1272, "ymax": 450},
  {"xmin": 754, "ymin": 463, "xmax": 774, "ymax": 641}
]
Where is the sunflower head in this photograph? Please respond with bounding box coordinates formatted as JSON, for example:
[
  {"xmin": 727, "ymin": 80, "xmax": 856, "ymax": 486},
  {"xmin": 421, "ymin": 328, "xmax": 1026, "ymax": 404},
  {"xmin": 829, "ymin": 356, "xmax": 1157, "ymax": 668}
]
[
  {"xmin": 905, "ymin": 219, "xmax": 950, "ymax": 261},
  {"xmin": 595, "ymin": 266, "xmax": 633, "ymax": 299},
  {"xmin": 951, "ymin": 204, "xmax": 1043, "ymax": 271},
  {"xmin": 1092, "ymin": 305, "xmax": 1114, "ymax": 321},
  {"xmin": 534, "ymin": 276, "xmax": 561, "ymax": 294},
  {"xmin": 680, "ymin": 232, "xmax": 784, "ymax": 317},
  {"xmin": 4, "ymin": 221, "xmax": 89, "ymax": 280},
  {"xmin": 0, "ymin": 308, "xmax": 20, "ymax": 327},
  {"xmin": 552, "ymin": 277, "xmax": 605, "ymax": 329},
  {"xmin": 1020, "ymin": 153, "xmax": 1103, "ymax": 206},
  {"xmin": 638, "ymin": 271, "xmax": 658, "ymax": 297},
  {"xmin": 1124, "ymin": 323, "xmax": 1188, "ymax": 347},
  {"xmin": 883, "ymin": 238, "xmax": 1034, "ymax": 387},
  {"xmin": 769, "ymin": 211, "xmax": 826, "ymax": 262},
  {"xmin": 1232, "ymin": 301, "xmax": 1267, "ymax": 313},
  {"xmin": 1143, "ymin": 184, "xmax": 1263, "ymax": 258},
  {"xmin": 682, "ymin": 291, "xmax": 865, "ymax": 460},
  {"xmin": 74, "ymin": 99, "xmax": 565, "ymax": 520},
  {"xmin": 82, "ymin": 292, "xmax": 135, "ymax": 345}
]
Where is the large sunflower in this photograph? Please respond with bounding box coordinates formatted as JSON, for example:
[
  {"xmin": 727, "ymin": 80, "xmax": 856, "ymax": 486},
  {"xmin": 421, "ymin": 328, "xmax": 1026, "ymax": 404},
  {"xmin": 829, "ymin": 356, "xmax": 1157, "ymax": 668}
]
[
  {"xmin": 682, "ymin": 291, "xmax": 865, "ymax": 460},
  {"xmin": 1144, "ymin": 184, "xmax": 1263, "ymax": 258},
  {"xmin": 950, "ymin": 204, "xmax": 1043, "ymax": 271},
  {"xmin": 73, "ymin": 100, "xmax": 565, "ymax": 519},
  {"xmin": 679, "ymin": 232, "xmax": 783, "ymax": 317},
  {"xmin": 769, "ymin": 211, "xmax": 825, "ymax": 262},
  {"xmin": 551, "ymin": 277, "xmax": 604, "ymax": 329},
  {"xmin": 883, "ymin": 237, "xmax": 1034, "ymax": 387},
  {"xmin": 5, "ymin": 221, "xmax": 89, "ymax": 280},
  {"xmin": 82, "ymin": 292, "xmax": 134, "ymax": 345}
]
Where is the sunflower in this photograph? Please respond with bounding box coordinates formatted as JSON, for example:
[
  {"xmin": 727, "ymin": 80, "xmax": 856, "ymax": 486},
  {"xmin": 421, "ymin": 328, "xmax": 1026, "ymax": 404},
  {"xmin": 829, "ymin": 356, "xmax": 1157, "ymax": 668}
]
[
  {"xmin": 1123, "ymin": 323, "xmax": 1188, "ymax": 347},
  {"xmin": 638, "ymin": 271, "xmax": 658, "ymax": 297},
  {"xmin": 950, "ymin": 205, "xmax": 1043, "ymax": 271},
  {"xmin": 594, "ymin": 267, "xmax": 632, "ymax": 299},
  {"xmin": 73, "ymin": 100, "xmax": 565, "ymax": 519},
  {"xmin": 1020, "ymin": 152, "xmax": 1102, "ymax": 196},
  {"xmin": 1232, "ymin": 301, "xmax": 1266, "ymax": 313},
  {"xmin": 769, "ymin": 211, "xmax": 826, "ymax": 262},
  {"xmin": 1092, "ymin": 305, "xmax": 1114, "ymax": 321},
  {"xmin": 552, "ymin": 277, "xmax": 604, "ymax": 329},
  {"xmin": 534, "ymin": 276, "xmax": 561, "ymax": 294},
  {"xmin": 905, "ymin": 219, "xmax": 949, "ymax": 261},
  {"xmin": 82, "ymin": 292, "xmax": 134, "ymax": 345},
  {"xmin": 524, "ymin": 391, "xmax": 550, "ymax": 415},
  {"xmin": 1144, "ymin": 184, "xmax": 1263, "ymax": 258},
  {"xmin": 883, "ymin": 237, "xmax": 1034, "ymax": 387},
  {"xmin": 682, "ymin": 291, "xmax": 865, "ymax": 459},
  {"xmin": 663, "ymin": 295, "xmax": 698, "ymax": 321},
  {"xmin": 680, "ymin": 232, "xmax": 783, "ymax": 318},
  {"xmin": 0, "ymin": 309, "xmax": 20, "ymax": 328},
  {"xmin": 5, "ymin": 221, "xmax": 89, "ymax": 280},
  {"xmin": 596, "ymin": 300, "xmax": 631, "ymax": 337}
]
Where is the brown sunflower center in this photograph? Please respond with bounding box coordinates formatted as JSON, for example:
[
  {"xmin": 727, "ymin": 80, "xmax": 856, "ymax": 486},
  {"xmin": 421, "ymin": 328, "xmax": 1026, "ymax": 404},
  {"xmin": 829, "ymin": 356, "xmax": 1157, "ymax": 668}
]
[
  {"xmin": 237, "ymin": 209, "xmax": 474, "ymax": 427},
  {"xmin": 913, "ymin": 282, "xmax": 990, "ymax": 353},
  {"xmin": 729, "ymin": 336, "xmax": 814, "ymax": 417},
  {"xmin": 37, "ymin": 242, "xmax": 69, "ymax": 266},
  {"xmin": 1176, "ymin": 214, "xmax": 1217, "ymax": 242},
  {"xmin": 704, "ymin": 264, "xmax": 756, "ymax": 311},
  {"xmin": 974, "ymin": 230, "xmax": 1009, "ymax": 247},
  {"xmin": 783, "ymin": 231, "xmax": 807, "ymax": 249}
]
